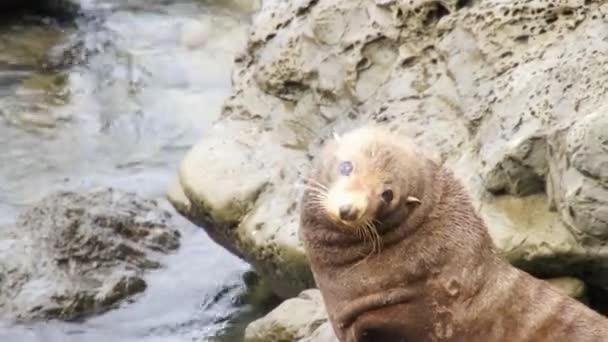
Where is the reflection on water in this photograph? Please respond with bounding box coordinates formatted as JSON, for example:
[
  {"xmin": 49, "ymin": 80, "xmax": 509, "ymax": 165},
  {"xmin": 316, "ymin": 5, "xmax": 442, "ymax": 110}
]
[
  {"xmin": 0, "ymin": 1, "xmax": 249, "ymax": 218},
  {"xmin": 0, "ymin": 1, "xmax": 265, "ymax": 340}
]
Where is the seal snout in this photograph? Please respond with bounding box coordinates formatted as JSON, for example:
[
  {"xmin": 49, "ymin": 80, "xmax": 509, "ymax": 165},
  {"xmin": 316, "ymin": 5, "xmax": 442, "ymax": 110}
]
[
  {"xmin": 339, "ymin": 204, "xmax": 359, "ymax": 221},
  {"xmin": 326, "ymin": 184, "xmax": 368, "ymax": 225}
]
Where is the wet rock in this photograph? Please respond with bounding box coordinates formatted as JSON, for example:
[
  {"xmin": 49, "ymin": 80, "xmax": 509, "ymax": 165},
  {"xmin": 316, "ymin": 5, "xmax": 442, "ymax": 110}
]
[
  {"xmin": 547, "ymin": 109, "xmax": 608, "ymax": 243},
  {"xmin": 244, "ymin": 289, "xmax": 336, "ymax": 342},
  {"xmin": 546, "ymin": 277, "xmax": 588, "ymax": 304},
  {"xmin": 168, "ymin": 0, "xmax": 608, "ymax": 302},
  {"xmin": 481, "ymin": 133, "xmax": 548, "ymax": 197},
  {"xmin": 0, "ymin": 188, "xmax": 180, "ymax": 322},
  {"xmin": 0, "ymin": 15, "xmax": 74, "ymax": 132},
  {"xmin": 0, "ymin": 0, "xmax": 80, "ymax": 16}
]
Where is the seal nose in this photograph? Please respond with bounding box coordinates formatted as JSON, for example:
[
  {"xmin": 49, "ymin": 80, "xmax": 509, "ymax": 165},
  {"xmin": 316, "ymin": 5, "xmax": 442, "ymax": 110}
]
[{"xmin": 339, "ymin": 204, "xmax": 358, "ymax": 221}]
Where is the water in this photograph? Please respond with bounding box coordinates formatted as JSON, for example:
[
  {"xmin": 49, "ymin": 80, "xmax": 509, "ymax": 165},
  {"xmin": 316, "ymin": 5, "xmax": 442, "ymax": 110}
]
[{"xmin": 0, "ymin": 0, "xmax": 266, "ymax": 340}]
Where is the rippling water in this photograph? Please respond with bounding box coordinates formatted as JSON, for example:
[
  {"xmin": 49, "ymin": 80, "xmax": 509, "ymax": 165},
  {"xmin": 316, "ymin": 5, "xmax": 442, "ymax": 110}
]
[{"xmin": 0, "ymin": 1, "xmax": 265, "ymax": 340}]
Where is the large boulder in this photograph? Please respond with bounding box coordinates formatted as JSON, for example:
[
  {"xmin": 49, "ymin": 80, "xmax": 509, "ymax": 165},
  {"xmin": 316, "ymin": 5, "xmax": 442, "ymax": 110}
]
[
  {"xmin": 168, "ymin": 0, "xmax": 608, "ymax": 300},
  {"xmin": 0, "ymin": 188, "xmax": 180, "ymax": 322}
]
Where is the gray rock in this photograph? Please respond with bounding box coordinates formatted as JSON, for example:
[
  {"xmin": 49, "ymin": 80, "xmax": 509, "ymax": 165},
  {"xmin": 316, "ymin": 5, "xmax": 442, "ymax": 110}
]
[
  {"xmin": 545, "ymin": 277, "xmax": 588, "ymax": 304},
  {"xmin": 244, "ymin": 289, "xmax": 337, "ymax": 342},
  {"xmin": 168, "ymin": 0, "xmax": 608, "ymax": 301},
  {"xmin": 0, "ymin": 188, "xmax": 180, "ymax": 322},
  {"xmin": 547, "ymin": 109, "xmax": 608, "ymax": 243}
]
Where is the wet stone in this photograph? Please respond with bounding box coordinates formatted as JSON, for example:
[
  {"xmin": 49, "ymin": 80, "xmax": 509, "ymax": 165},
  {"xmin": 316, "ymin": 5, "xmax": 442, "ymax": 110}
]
[{"xmin": 0, "ymin": 188, "xmax": 181, "ymax": 322}]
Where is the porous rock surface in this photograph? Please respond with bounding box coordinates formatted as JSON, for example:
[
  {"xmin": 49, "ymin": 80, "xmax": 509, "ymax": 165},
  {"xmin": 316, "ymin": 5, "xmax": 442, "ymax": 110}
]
[
  {"xmin": 0, "ymin": 188, "xmax": 180, "ymax": 322},
  {"xmin": 168, "ymin": 0, "xmax": 608, "ymax": 301}
]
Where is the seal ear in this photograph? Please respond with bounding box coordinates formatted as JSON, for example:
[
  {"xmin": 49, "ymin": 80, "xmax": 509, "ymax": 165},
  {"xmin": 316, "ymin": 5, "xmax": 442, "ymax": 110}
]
[{"xmin": 406, "ymin": 196, "xmax": 421, "ymax": 205}]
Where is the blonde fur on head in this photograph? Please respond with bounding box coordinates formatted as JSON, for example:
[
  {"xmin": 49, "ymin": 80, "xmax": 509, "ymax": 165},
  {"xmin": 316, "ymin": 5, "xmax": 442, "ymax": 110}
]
[{"xmin": 302, "ymin": 124, "xmax": 429, "ymax": 255}]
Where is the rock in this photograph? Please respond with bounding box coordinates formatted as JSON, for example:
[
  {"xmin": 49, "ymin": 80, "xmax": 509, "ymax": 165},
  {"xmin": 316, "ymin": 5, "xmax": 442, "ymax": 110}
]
[
  {"xmin": 244, "ymin": 289, "xmax": 336, "ymax": 342},
  {"xmin": 0, "ymin": 0, "xmax": 38, "ymax": 11},
  {"xmin": 0, "ymin": 0, "xmax": 80, "ymax": 16},
  {"xmin": 546, "ymin": 276, "xmax": 588, "ymax": 304},
  {"xmin": 169, "ymin": 121, "xmax": 316, "ymax": 299},
  {"xmin": 547, "ymin": 109, "xmax": 608, "ymax": 242},
  {"xmin": 168, "ymin": 0, "xmax": 608, "ymax": 301},
  {"xmin": 0, "ymin": 188, "xmax": 181, "ymax": 322}
]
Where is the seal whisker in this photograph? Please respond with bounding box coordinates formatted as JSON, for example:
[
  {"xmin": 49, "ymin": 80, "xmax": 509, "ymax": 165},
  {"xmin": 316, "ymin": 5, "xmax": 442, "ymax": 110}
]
[
  {"xmin": 362, "ymin": 219, "xmax": 381, "ymax": 257},
  {"xmin": 365, "ymin": 220, "xmax": 378, "ymax": 255},
  {"xmin": 353, "ymin": 221, "xmax": 378, "ymax": 264},
  {"xmin": 307, "ymin": 196, "xmax": 328, "ymax": 205},
  {"xmin": 352, "ymin": 223, "xmax": 363, "ymax": 240},
  {"xmin": 305, "ymin": 202, "xmax": 327, "ymax": 212},
  {"xmin": 302, "ymin": 190, "xmax": 329, "ymax": 205},
  {"xmin": 306, "ymin": 190, "xmax": 328, "ymax": 198},
  {"xmin": 370, "ymin": 220, "xmax": 382, "ymax": 255},
  {"xmin": 296, "ymin": 179, "xmax": 329, "ymax": 195},
  {"xmin": 306, "ymin": 195, "xmax": 329, "ymax": 207},
  {"xmin": 360, "ymin": 223, "xmax": 369, "ymax": 247},
  {"xmin": 357, "ymin": 227, "xmax": 365, "ymax": 241},
  {"xmin": 306, "ymin": 200, "xmax": 327, "ymax": 207},
  {"xmin": 355, "ymin": 222, "xmax": 370, "ymax": 245},
  {"xmin": 301, "ymin": 177, "xmax": 328, "ymax": 190},
  {"xmin": 362, "ymin": 224, "xmax": 372, "ymax": 246},
  {"xmin": 364, "ymin": 222, "xmax": 377, "ymax": 254},
  {"xmin": 300, "ymin": 184, "xmax": 329, "ymax": 195}
]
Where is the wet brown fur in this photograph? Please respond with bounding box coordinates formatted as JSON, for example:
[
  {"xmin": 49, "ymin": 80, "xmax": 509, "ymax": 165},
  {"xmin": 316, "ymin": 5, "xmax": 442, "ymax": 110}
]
[{"xmin": 299, "ymin": 126, "xmax": 608, "ymax": 342}]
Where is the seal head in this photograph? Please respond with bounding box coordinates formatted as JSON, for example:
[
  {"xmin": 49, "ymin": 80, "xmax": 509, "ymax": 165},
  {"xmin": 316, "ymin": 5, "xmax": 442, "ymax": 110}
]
[{"xmin": 305, "ymin": 126, "xmax": 427, "ymax": 252}]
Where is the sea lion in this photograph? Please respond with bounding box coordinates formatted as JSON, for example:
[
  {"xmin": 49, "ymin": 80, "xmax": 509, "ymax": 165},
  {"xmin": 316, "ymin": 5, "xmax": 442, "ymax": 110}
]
[{"xmin": 299, "ymin": 126, "xmax": 608, "ymax": 342}]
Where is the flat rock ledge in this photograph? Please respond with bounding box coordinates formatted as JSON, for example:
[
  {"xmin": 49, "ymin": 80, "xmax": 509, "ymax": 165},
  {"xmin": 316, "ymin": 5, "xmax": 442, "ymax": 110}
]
[{"xmin": 0, "ymin": 188, "xmax": 181, "ymax": 322}]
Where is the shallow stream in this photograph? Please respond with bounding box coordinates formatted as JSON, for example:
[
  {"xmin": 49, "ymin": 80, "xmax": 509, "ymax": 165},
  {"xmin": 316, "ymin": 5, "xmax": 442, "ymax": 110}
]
[{"xmin": 0, "ymin": 1, "xmax": 264, "ymax": 341}]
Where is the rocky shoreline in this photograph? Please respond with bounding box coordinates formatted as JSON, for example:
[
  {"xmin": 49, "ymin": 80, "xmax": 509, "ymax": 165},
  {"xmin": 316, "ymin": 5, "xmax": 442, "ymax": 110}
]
[{"xmin": 167, "ymin": 0, "xmax": 608, "ymax": 340}]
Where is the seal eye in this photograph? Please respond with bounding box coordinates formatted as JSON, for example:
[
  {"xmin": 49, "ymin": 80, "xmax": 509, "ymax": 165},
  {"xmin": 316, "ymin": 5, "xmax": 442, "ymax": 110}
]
[
  {"xmin": 338, "ymin": 161, "xmax": 353, "ymax": 176},
  {"xmin": 381, "ymin": 189, "xmax": 393, "ymax": 203}
]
